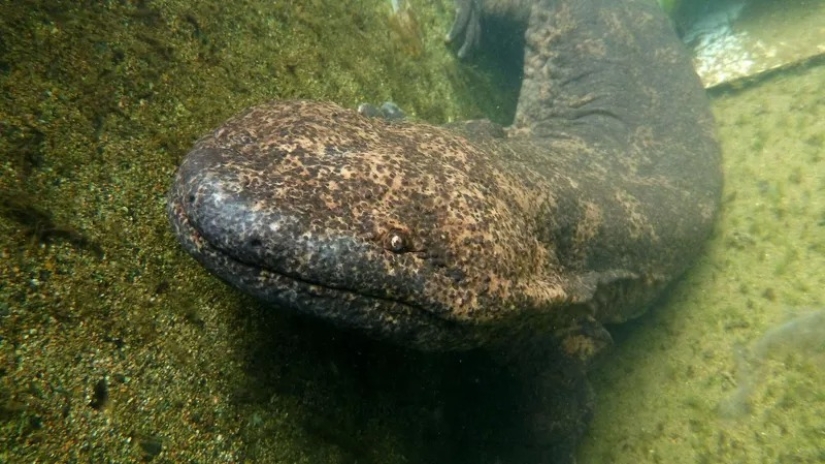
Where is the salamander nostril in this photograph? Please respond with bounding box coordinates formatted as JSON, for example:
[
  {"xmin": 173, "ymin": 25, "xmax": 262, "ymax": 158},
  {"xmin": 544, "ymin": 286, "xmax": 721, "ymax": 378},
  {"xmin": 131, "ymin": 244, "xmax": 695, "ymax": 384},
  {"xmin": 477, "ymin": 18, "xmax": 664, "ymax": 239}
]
[
  {"xmin": 248, "ymin": 237, "xmax": 262, "ymax": 248},
  {"xmin": 446, "ymin": 268, "xmax": 466, "ymax": 283}
]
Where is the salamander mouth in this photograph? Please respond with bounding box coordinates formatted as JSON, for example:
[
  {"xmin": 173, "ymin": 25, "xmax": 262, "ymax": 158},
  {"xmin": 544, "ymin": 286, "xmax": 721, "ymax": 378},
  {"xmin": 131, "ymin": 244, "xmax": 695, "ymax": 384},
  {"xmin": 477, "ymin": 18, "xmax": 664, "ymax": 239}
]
[
  {"xmin": 169, "ymin": 194, "xmax": 403, "ymax": 300},
  {"xmin": 167, "ymin": 194, "xmax": 476, "ymax": 350}
]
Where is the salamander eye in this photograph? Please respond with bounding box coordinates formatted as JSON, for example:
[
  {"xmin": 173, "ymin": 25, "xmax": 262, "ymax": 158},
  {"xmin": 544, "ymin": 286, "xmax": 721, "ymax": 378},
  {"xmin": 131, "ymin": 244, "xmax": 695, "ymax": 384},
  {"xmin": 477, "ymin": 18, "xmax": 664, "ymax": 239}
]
[{"xmin": 383, "ymin": 229, "xmax": 410, "ymax": 253}]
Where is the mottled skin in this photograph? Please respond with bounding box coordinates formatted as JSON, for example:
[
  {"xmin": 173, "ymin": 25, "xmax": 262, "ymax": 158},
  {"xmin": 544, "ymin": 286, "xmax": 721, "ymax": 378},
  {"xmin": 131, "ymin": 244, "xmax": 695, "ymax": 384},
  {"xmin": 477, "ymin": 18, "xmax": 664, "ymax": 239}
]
[{"xmin": 168, "ymin": 0, "xmax": 721, "ymax": 461}]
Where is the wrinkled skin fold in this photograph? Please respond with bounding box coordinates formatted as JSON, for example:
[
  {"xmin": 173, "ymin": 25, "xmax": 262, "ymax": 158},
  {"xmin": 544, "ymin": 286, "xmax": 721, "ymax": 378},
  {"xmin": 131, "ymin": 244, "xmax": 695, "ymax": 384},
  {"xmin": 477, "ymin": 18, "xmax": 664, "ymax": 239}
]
[{"xmin": 168, "ymin": 0, "xmax": 722, "ymax": 461}]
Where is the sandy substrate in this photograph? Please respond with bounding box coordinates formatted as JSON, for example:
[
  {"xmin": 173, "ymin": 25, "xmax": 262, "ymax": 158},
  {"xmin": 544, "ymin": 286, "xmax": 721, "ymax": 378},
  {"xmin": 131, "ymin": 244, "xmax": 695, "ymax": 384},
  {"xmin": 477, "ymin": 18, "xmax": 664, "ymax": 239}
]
[{"xmin": 578, "ymin": 62, "xmax": 825, "ymax": 463}]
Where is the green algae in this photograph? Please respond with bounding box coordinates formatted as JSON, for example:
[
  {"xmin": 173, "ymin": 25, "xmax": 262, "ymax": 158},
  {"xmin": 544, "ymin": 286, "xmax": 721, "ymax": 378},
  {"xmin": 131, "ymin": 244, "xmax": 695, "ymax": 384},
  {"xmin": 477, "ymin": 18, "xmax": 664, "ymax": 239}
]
[
  {"xmin": 0, "ymin": 0, "xmax": 519, "ymax": 462},
  {"xmin": 577, "ymin": 62, "xmax": 825, "ymax": 464},
  {"xmin": 6, "ymin": 0, "xmax": 823, "ymax": 462},
  {"xmin": 719, "ymin": 310, "xmax": 825, "ymax": 419}
]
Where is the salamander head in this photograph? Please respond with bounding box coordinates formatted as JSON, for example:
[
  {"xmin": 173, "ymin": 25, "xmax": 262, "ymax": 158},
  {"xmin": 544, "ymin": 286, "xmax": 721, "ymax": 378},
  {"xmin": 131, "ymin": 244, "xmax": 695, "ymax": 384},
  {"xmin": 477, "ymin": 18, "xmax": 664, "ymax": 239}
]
[{"xmin": 168, "ymin": 100, "xmax": 573, "ymax": 350}]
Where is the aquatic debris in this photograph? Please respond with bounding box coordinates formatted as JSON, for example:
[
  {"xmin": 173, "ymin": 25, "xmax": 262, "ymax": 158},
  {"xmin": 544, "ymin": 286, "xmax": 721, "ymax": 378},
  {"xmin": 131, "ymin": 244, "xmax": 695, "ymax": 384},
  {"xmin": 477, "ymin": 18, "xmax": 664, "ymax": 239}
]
[
  {"xmin": 389, "ymin": 0, "xmax": 405, "ymax": 15},
  {"xmin": 718, "ymin": 309, "xmax": 825, "ymax": 418},
  {"xmin": 387, "ymin": 0, "xmax": 423, "ymax": 57}
]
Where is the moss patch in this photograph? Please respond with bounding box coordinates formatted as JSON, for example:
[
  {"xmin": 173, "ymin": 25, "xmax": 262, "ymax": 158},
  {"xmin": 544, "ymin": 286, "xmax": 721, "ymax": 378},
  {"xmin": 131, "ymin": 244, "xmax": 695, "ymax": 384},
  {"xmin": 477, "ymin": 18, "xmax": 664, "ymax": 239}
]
[
  {"xmin": 578, "ymin": 63, "xmax": 825, "ymax": 463},
  {"xmin": 0, "ymin": 0, "xmax": 520, "ymax": 462}
]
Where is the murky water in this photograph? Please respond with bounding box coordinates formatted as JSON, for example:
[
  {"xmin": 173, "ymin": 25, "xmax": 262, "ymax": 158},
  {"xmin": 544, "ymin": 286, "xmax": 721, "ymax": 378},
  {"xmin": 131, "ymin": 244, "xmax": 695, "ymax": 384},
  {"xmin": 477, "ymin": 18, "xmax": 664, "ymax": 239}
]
[
  {"xmin": 1, "ymin": 1, "xmax": 824, "ymax": 463},
  {"xmin": 579, "ymin": 59, "xmax": 825, "ymax": 464}
]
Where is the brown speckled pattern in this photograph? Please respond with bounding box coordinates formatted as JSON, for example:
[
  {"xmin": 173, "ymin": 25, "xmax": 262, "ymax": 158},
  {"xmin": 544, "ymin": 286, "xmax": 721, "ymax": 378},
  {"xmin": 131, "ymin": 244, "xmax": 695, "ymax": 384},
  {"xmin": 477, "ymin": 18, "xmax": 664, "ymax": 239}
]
[{"xmin": 168, "ymin": 0, "xmax": 721, "ymax": 356}]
